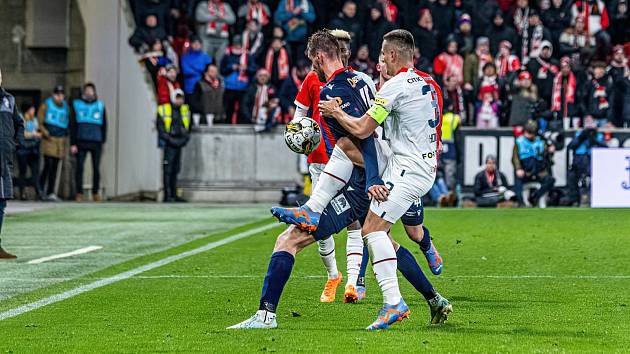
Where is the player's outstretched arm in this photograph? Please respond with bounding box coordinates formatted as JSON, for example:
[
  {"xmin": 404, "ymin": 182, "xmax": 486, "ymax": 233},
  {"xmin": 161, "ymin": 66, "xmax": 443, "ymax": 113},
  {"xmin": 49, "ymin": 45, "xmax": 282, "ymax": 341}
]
[{"xmin": 318, "ymin": 99, "xmax": 379, "ymax": 139}]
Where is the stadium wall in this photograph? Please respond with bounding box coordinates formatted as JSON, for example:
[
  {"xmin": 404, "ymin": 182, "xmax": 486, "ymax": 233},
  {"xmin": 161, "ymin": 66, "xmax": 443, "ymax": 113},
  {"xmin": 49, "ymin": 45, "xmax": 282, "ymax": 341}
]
[{"xmin": 76, "ymin": 0, "xmax": 160, "ymax": 198}]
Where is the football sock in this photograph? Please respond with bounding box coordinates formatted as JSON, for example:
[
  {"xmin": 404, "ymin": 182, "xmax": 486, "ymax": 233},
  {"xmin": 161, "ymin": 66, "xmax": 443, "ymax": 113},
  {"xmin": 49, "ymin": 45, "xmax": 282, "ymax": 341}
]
[
  {"xmin": 317, "ymin": 237, "xmax": 339, "ymax": 279},
  {"xmin": 418, "ymin": 226, "xmax": 432, "ymax": 252},
  {"xmin": 396, "ymin": 245, "xmax": 437, "ymax": 300},
  {"xmin": 357, "ymin": 245, "xmax": 369, "ymax": 286},
  {"xmin": 345, "ymin": 229, "xmax": 363, "ymax": 287},
  {"xmin": 259, "ymin": 251, "xmax": 295, "ymax": 313},
  {"xmin": 306, "ymin": 146, "xmax": 353, "ymax": 213},
  {"xmin": 365, "ymin": 231, "xmax": 401, "ymax": 306}
]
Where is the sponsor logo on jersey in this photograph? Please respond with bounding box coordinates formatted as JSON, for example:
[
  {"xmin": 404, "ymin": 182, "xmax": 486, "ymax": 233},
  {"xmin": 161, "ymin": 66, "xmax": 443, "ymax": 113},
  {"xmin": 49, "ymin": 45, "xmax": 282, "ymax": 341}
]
[
  {"xmin": 331, "ymin": 194, "xmax": 350, "ymax": 215},
  {"xmin": 429, "ymin": 133, "xmax": 437, "ymax": 143},
  {"xmin": 326, "ymin": 83, "xmax": 335, "ymax": 90},
  {"xmin": 340, "ymin": 102, "xmax": 350, "ymax": 109},
  {"xmin": 347, "ymin": 76, "xmax": 360, "ymax": 88},
  {"xmin": 407, "ymin": 76, "xmax": 424, "ymax": 84},
  {"xmin": 374, "ymin": 97, "xmax": 388, "ymax": 106},
  {"xmin": 421, "ymin": 150, "xmax": 438, "ymax": 159}
]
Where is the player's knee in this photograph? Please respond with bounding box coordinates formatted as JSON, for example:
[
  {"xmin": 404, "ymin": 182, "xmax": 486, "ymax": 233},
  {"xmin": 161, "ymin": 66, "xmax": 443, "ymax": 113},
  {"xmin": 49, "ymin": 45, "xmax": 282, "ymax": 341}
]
[
  {"xmin": 273, "ymin": 226, "xmax": 313, "ymax": 255},
  {"xmin": 404, "ymin": 224, "xmax": 424, "ymax": 243}
]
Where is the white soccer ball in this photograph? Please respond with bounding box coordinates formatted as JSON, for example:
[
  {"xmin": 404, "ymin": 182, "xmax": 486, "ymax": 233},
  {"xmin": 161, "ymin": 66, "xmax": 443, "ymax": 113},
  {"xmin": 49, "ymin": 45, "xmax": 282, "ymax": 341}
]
[{"xmin": 284, "ymin": 117, "xmax": 321, "ymax": 155}]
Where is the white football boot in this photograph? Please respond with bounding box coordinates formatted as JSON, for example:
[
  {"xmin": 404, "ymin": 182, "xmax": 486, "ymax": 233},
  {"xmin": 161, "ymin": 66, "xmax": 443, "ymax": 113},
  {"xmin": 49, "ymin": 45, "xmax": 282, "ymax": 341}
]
[{"xmin": 226, "ymin": 310, "xmax": 278, "ymax": 329}]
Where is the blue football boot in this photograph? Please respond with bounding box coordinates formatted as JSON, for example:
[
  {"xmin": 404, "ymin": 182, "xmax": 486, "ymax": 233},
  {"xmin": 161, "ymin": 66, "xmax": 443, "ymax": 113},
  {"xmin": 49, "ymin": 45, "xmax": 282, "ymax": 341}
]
[
  {"xmin": 366, "ymin": 299, "xmax": 410, "ymax": 330},
  {"xmin": 270, "ymin": 205, "xmax": 321, "ymax": 232},
  {"xmin": 423, "ymin": 241, "xmax": 443, "ymax": 275}
]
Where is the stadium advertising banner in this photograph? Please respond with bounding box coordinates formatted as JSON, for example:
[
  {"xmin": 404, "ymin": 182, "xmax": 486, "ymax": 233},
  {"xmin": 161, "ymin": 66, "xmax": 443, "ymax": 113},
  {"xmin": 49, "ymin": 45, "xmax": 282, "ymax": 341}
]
[
  {"xmin": 591, "ymin": 148, "xmax": 630, "ymax": 208},
  {"xmin": 458, "ymin": 128, "xmax": 630, "ymax": 189}
]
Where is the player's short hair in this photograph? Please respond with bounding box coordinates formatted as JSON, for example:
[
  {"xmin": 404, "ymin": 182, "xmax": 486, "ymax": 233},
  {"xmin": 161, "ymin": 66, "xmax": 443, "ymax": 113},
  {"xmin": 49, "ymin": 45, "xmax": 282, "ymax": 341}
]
[
  {"xmin": 329, "ymin": 29, "xmax": 351, "ymax": 43},
  {"xmin": 306, "ymin": 30, "xmax": 341, "ymax": 60},
  {"xmin": 382, "ymin": 29, "xmax": 415, "ymax": 59}
]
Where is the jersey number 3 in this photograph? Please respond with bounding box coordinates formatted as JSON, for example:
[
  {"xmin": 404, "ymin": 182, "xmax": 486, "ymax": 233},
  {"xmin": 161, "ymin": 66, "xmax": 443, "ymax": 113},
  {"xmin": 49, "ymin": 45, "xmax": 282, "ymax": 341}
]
[{"xmin": 421, "ymin": 84, "xmax": 441, "ymax": 128}]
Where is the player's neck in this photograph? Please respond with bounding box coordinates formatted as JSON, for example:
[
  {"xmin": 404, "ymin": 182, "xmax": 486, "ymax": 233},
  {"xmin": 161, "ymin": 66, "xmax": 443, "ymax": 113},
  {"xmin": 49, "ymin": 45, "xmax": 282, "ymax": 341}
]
[
  {"xmin": 391, "ymin": 61, "xmax": 415, "ymax": 75},
  {"xmin": 322, "ymin": 59, "xmax": 345, "ymax": 82}
]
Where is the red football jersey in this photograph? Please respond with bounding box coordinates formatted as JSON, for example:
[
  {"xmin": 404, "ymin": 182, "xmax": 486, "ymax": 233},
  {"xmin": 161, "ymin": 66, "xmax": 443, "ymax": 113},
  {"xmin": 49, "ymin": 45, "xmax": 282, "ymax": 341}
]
[{"xmin": 294, "ymin": 71, "xmax": 329, "ymax": 164}]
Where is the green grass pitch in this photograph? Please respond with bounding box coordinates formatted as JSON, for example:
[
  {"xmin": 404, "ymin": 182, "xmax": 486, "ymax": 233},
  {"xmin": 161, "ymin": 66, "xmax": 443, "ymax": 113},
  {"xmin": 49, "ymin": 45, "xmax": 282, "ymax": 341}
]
[{"xmin": 1, "ymin": 205, "xmax": 630, "ymax": 353}]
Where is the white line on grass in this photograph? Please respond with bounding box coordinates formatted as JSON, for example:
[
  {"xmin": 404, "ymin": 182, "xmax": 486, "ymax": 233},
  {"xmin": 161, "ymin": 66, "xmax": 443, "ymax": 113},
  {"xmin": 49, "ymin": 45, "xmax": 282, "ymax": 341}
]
[
  {"xmin": 0, "ymin": 222, "xmax": 279, "ymax": 321},
  {"xmin": 27, "ymin": 246, "xmax": 103, "ymax": 264}
]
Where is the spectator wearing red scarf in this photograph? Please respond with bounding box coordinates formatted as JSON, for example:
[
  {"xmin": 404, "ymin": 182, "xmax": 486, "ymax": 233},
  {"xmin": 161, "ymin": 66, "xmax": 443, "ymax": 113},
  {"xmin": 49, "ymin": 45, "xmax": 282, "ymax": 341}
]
[
  {"xmin": 434, "ymin": 38, "xmax": 464, "ymax": 87},
  {"xmin": 551, "ymin": 57, "xmax": 579, "ymax": 128},
  {"xmin": 571, "ymin": 0, "xmax": 611, "ymax": 59},
  {"xmin": 264, "ymin": 37, "xmax": 290, "ymax": 89},
  {"xmin": 473, "ymin": 155, "xmax": 513, "ymax": 207},
  {"xmin": 494, "ymin": 40, "xmax": 520, "ymax": 80},
  {"xmin": 157, "ymin": 64, "xmax": 181, "ymax": 105},
  {"xmin": 195, "ymin": 0, "xmax": 236, "ymax": 65},
  {"xmin": 238, "ymin": 0, "xmax": 271, "ymax": 31},
  {"xmin": 274, "ymin": 0, "xmax": 316, "ymax": 63}
]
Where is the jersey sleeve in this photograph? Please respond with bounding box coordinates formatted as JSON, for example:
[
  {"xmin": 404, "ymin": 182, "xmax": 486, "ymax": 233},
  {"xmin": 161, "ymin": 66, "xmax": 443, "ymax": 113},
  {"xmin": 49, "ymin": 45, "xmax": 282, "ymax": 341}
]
[{"xmin": 367, "ymin": 79, "xmax": 402, "ymax": 124}]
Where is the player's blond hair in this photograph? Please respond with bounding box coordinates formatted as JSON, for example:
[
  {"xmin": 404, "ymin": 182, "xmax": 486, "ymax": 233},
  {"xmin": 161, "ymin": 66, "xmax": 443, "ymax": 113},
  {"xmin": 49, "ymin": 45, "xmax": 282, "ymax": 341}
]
[{"xmin": 329, "ymin": 29, "xmax": 351, "ymax": 42}]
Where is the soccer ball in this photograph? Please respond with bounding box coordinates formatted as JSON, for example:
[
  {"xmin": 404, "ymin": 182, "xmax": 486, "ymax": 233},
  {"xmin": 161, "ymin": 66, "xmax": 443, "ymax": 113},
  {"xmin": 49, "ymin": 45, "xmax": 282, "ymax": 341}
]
[{"xmin": 284, "ymin": 117, "xmax": 321, "ymax": 155}]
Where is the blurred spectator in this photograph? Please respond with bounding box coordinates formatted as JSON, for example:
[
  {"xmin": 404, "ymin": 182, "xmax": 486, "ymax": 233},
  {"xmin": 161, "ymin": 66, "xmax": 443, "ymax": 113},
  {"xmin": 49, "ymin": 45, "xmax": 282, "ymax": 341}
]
[
  {"xmin": 157, "ymin": 64, "xmax": 181, "ymax": 105},
  {"xmin": 17, "ymin": 103, "xmax": 43, "ymax": 201},
  {"xmin": 610, "ymin": 0, "xmax": 630, "ymax": 45},
  {"xmin": 440, "ymin": 99, "xmax": 461, "ymax": 189},
  {"xmin": 478, "ymin": 62, "xmax": 500, "ymax": 98},
  {"xmin": 612, "ymin": 67, "xmax": 630, "ymax": 128},
  {"xmin": 278, "ymin": 60, "xmax": 310, "ymax": 118},
  {"xmin": 509, "ymin": 71, "xmax": 538, "ymax": 129},
  {"xmin": 411, "ymin": 8, "xmax": 438, "ymax": 62},
  {"xmin": 38, "ymin": 85, "xmax": 69, "ymax": 202},
  {"xmin": 487, "ymin": 10, "xmax": 518, "ymax": 57},
  {"xmin": 140, "ymin": 39, "xmax": 172, "ymax": 89},
  {"xmin": 474, "ymin": 155, "xmax": 514, "ymax": 207},
  {"xmin": 414, "ymin": 47, "xmax": 433, "ymax": 74},
  {"xmin": 512, "ymin": 120, "xmax": 555, "ymax": 207},
  {"xmin": 329, "ymin": 1, "xmax": 362, "ymax": 56},
  {"xmin": 430, "ymin": 0, "xmax": 455, "ymax": 48},
  {"xmin": 192, "ymin": 64, "xmax": 225, "ymax": 124},
  {"xmin": 350, "ymin": 45, "xmax": 376, "ymax": 79},
  {"xmin": 464, "ymin": 37, "xmax": 493, "ymax": 94},
  {"xmin": 471, "ymin": 0, "xmax": 499, "ymax": 38},
  {"xmin": 364, "ymin": 3, "xmax": 395, "ymax": 63},
  {"xmin": 570, "ymin": 0, "xmax": 610, "ymax": 58},
  {"xmin": 607, "ymin": 45, "xmax": 628, "ymax": 82},
  {"xmin": 195, "ymin": 0, "xmax": 236, "ymax": 64},
  {"xmin": 542, "ymin": 0, "xmax": 572, "ymax": 43},
  {"xmin": 526, "ymin": 40, "xmax": 558, "ymax": 101},
  {"xmin": 476, "ymin": 85, "xmax": 501, "ymax": 128},
  {"xmin": 513, "ymin": 0, "xmax": 532, "ymax": 42},
  {"xmin": 157, "ymin": 89, "xmax": 190, "ymax": 203},
  {"xmin": 559, "ymin": 15, "xmax": 596, "ymax": 68},
  {"xmin": 428, "ymin": 166, "xmax": 456, "ymax": 207},
  {"xmin": 454, "ymin": 13, "xmax": 474, "ymax": 57},
  {"xmin": 242, "ymin": 20, "xmax": 266, "ymax": 65},
  {"xmin": 181, "ymin": 36, "xmax": 213, "ymax": 102},
  {"xmin": 221, "ymin": 35, "xmax": 257, "ymax": 124},
  {"xmin": 551, "ymin": 57, "xmax": 580, "ymax": 128},
  {"xmin": 274, "ymin": 0, "xmax": 315, "ymax": 63},
  {"xmin": 238, "ymin": 0, "xmax": 272, "ymax": 32},
  {"xmin": 520, "ymin": 9, "xmax": 552, "ymax": 64},
  {"xmin": 264, "ymin": 37, "xmax": 290, "ymax": 89},
  {"xmin": 561, "ymin": 123, "xmax": 606, "ymax": 206},
  {"xmin": 443, "ymin": 75, "xmax": 467, "ymax": 124},
  {"xmin": 583, "ymin": 61, "xmax": 614, "ymax": 127},
  {"xmin": 130, "ymin": 0, "xmax": 176, "ymax": 37},
  {"xmin": 70, "ymin": 83, "xmax": 107, "ymax": 202},
  {"xmin": 495, "ymin": 41, "xmax": 521, "ymax": 80},
  {"xmin": 241, "ymin": 69, "xmax": 274, "ymax": 126},
  {"xmin": 433, "ymin": 38, "xmax": 464, "ymax": 87},
  {"xmin": 129, "ymin": 14, "xmax": 168, "ymax": 53}
]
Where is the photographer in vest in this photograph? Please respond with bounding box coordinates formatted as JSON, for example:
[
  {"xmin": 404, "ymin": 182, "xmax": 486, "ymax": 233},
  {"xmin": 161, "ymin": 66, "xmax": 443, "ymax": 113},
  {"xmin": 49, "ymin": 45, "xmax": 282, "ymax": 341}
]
[
  {"xmin": 38, "ymin": 85, "xmax": 69, "ymax": 202},
  {"xmin": 157, "ymin": 89, "xmax": 190, "ymax": 202},
  {"xmin": 70, "ymin": 83, "xmax": 107, "ymax": 202},
  {"xmin": 0, "ymin": 67, "xmax": 25, "ymax": 259},
  {"xmin": 512, "ymin": 120, "xmax": 556, "ymax": 207}
]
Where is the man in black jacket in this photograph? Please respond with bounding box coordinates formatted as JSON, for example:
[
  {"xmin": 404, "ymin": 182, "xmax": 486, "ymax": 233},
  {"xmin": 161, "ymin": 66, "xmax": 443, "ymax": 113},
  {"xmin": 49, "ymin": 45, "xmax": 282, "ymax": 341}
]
[
  {"xmin": 157, "ymin": 89, "xmax": 191, "ymax": 202},
  {"xmin": 473, "ymin": 155, "xmax": 514, "ymax": 207},
  {"xmin": 0, "ymin": 67, "xmax": 25, "ymax": 259}
]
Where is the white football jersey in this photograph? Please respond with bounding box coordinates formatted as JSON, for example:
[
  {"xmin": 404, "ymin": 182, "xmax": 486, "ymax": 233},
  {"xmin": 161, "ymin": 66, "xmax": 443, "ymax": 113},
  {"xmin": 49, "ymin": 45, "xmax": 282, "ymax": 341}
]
[
  {"xmin": 367, "ymin": 67, "xmax": 440, "ymax": 177},
  {"xmin": 354, "ymin": 70, "xmax": 377, "ymax": 97}
]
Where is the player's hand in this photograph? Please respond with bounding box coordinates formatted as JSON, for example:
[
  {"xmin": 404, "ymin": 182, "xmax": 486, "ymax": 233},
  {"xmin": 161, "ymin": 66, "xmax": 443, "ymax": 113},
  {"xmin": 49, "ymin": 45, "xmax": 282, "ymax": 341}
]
[
  {"xmin": 318, "ymin": 99, "xmax": 341, "ymax": 119},
  {"xmin": 368, "ymin": 184, "xmax": 389, "ymax": 202},
  {"xmin": 516, "ymin": 169, "xmax": 525, "ymax": 178}
]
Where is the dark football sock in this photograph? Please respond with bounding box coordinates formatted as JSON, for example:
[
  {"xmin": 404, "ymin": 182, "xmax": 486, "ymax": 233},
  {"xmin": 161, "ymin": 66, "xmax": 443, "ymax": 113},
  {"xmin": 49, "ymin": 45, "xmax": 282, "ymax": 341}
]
[
  {"xmin": 357, "ymin": 245, "xmax": 369, "ymax": 286},
  {"xmin": 418, "ymin": 226, "xmax": 432, "ymax": 252},
  {"xmin": 259, "ymin": 251, "xmax": 295, "ymax": 313},
  {"xmin": 396, "ymin": 245, "xmax": 437, "ymax": 300}
]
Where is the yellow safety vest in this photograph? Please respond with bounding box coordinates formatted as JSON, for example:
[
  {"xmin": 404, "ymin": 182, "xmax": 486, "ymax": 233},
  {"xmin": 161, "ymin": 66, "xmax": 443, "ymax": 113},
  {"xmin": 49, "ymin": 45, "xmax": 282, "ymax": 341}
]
[
  {"xmin": 157, "ymin": 104, "xmax": 190, "ymax": 133},
  {"xmin": 441, "ymin": 112, "xmax": 460, "ymax": 142}
]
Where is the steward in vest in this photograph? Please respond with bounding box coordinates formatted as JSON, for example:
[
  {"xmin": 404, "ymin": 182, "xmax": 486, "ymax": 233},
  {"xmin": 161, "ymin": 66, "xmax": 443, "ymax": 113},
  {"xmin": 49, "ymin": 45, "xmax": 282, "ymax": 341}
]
[
  {"xmin": 0, "ymin": 67, "xmax": 25, "ymax": 259},
  {"xmin": 512, "ymin": 120, "xmax": 555, "ymax": 207},
  {"xmin": 440, "ymin": 99, "xmax": 461, "ymax": 189},
  {"xmin": 156, "ymin": 89, "xmax": 191, "ymax": 202},
  {"xmin": 38, "ymin": 85, "xmax": 69, "ymax": 201},
  {"xmin": 70, "ymin": 83, "xmax": 107, "ymax": 202}
]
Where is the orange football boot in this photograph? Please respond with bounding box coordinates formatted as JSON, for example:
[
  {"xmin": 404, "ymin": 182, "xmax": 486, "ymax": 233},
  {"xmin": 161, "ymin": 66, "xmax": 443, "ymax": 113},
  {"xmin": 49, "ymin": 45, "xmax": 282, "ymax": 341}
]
[{"xmin": 320, "ymin": 272, "xmax": 343, "ymax": 302}]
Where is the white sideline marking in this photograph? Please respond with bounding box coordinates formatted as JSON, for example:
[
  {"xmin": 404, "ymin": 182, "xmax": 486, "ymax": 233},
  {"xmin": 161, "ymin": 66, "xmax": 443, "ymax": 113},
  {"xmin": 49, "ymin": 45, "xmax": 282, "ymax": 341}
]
[
  {"xmin": 27, "ymin": 246, "xmax": 103, "ymax": 264},
  {"xmin": 0, "ymin": 222, "xmax": 279, "ymax": 321}
]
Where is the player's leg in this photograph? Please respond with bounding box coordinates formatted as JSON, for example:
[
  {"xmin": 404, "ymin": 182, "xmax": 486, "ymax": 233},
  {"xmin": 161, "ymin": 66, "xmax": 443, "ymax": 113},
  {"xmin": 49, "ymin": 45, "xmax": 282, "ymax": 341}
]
[
  {"xmin": 309, "ymin": 163, "xmax": 342, "ymax": 303},
  {"xmin": 227, "ymin": 226, "xmax": 316, "ymax": 329},
  {"xmin": 401, "ymin": 201, "xmax": 443, "ymax": 275},
  {"xmin": 344, "ymin": 220, "xmax": 363, "ymax": 303},
  {"xmin": 356, "ymin": 246, "xmax": 369, "ymax": 299},
  {"xmin": 271, "ymin": 137, "xmax": 361, "ymax": 231}
]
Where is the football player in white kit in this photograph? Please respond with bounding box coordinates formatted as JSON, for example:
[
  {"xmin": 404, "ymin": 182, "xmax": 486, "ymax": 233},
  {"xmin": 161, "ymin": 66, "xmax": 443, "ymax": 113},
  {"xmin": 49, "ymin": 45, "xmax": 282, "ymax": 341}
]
[{"xmin": 318, "ymin": 29, "xmax": 452, "ymax": 330}]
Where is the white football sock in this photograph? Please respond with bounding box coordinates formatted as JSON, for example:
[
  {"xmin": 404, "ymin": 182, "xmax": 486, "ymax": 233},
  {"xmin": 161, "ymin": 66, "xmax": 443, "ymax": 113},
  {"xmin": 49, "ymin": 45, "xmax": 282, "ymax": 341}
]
[
  {"xmin": 318, "ymin": 237, "xmax": 339, "ymax": 279},
  {"xmin": 345, "ymin": 229, "xmax": 363, "ymax": 287},
  {"xmin": 306, "ymin": 146, "xmax": 353, "ymax": 213},
  {"xmin": 365, "ymin": 231, "xmax": 401, "ymax": 305}
]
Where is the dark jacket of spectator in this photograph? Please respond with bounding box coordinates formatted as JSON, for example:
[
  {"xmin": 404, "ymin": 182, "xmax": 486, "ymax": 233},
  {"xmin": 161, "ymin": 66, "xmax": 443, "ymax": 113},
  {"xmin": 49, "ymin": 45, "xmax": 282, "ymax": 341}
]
[
  {"xmin": 411, "ymin": 9, "xmax": 439, "ymax": 61},
  {"xmin": 541, "ymin": 1, "xmax": 572, "ymax": 41},
  {"xmin": 237, "ymin": 0, "xmax": 272, "ymax": 32},
  {"xmin": 181, "ymin": 46, "xmax": 213, "ymax": 94},
  {"xmin": 220, "ymin": 46, "xmax": 256, "ymax": 92},
  {"xmin": 487, "ymin": 11, "xmax": 518, "ymax": 56},
  {"xmin": 509, "ymin": 83, "xmax": 538, "ymax": 127},
  {"xmin": 609, "ymin": 0, "xmax": 630, "ymax": 44},
  {"xmin": 364, "ymin": 4, "xmax": 395, "ymax": 62},
  {"xmin": 526, "ymin": 42, "xmax": 559, "ymax": 102},
  {"xmin": 583, "ymin": 74, "xmax": 615, "ymax": 123},
  {"xmin": 278, "ymin": 67, "xmax": 302, "ymax": 112},
  {"xmin": 471, "ymin": 0, "xmax": 499, "ymax": 38},
  {"xmin": 192, "ymin": 74, "xmax": 225, "ymax": 123},
  {"xmin": 130, "ymin": 0, "xmax": 174, "ymax": 35},
  {"xmin": 129, "ymin": 24, "xmax": 168, "ymax": 52},
  {"xmin": 328, "ymin": 5, "xmax": 363, "ymax": 55},
  {"xmin": 274, "ymin": 0, "xmax": 315, "ymax": 44},
  {"xmin": 613, "ymin": 73, "xmax": 630, "ymax": 127},
  {"xmin": 474, "ymin": 169, "xmax": 509, "ymax": 197},
  {"xmin": 430, "ymin": 0, "xmax": 455, "ymax": 45},
  {"xmin": 240, "ymin": 72, "xmax": 274, "ymax": 124},
  {"xmin": 0, "ymin": 87, "xmax": 24, "ymax": 199}
]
